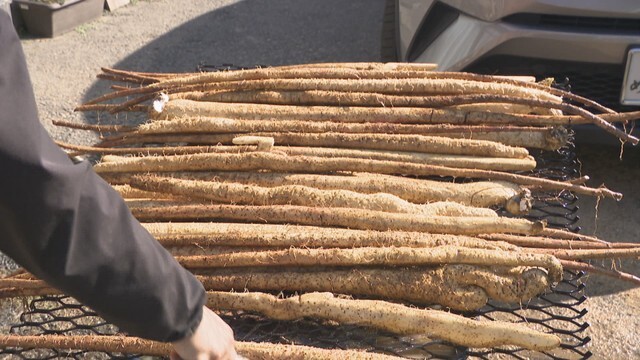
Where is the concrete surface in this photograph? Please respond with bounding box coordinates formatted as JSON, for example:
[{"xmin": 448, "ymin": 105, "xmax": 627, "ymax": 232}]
[{"xmin": 7, "ymin": 0, "xmax": 640, "ymax": 358}]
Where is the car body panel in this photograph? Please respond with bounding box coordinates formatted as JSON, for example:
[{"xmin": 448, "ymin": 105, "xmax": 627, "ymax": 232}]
[{"xmin": 398, "ymin": 0, "xmax": 640, "ymax": 70}]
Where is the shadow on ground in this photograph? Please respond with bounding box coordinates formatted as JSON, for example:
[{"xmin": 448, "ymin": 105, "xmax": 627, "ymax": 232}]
[{"xmin": 81, "ymin": 0, "xmax": 383, "ymax": 123}]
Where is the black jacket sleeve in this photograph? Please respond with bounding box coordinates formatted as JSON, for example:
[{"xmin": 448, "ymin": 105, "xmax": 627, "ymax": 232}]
[{"xmin": 0, "ymin": 10, "xmax": 205, "ymax": 343}]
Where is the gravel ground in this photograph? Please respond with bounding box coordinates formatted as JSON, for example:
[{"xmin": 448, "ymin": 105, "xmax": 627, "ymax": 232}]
[{"xmin": 5, "ymin": 0, "xmax": 640, "ymax": 358}]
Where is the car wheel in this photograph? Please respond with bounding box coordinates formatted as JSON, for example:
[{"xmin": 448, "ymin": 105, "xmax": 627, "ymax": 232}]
[{"xmin": 380, "ymin": 0, "xmax": 398, "ymax": 62}]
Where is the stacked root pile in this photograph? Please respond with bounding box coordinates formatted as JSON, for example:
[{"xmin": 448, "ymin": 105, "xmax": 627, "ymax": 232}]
[{"xmin": 3, "ymin": 62, "xmax": 640, "ymax": 359}]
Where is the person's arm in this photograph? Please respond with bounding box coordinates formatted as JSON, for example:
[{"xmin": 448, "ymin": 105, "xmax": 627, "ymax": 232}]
[{"xmin": 0, "ymin": 12, "xmax": 234, "ymax": 357}]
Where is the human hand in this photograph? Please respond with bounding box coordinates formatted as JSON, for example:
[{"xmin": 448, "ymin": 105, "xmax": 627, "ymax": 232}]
[{"xmin": 170, "ymin": 306, "xmax": 238, "ymax": 360}]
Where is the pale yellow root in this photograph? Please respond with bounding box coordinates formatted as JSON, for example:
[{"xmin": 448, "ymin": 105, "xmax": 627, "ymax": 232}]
[
  {"xmin": 154, "ymin": 65, "xmax": 443, "ymax": 88},
  {"xmin": 0, "ymin": 335, "xmax": 402, "ymax": 360},
  {"xmin": 111, "ymin": 184, "xmax": 189, "ymax": 200},
  {"xmin": 152, "ymin": 98, "xmax": 559, "ymax": 126},
  {"xmin": 99, "ymin": 137, "xmax": 536, "ymax": 171},
  {"xmin": 206, "ymin": 291, "xmax": 560, "ymax": 350},
  {"xmin": 177, "ymin": 89, "xmax": 559, "ymax": 115},
  {"xmin": 439, "ymin": 126, "xmax": 569, "ymax": 151},
  {"xmin": 123, "ymin": 199, "xmax": 198, "ymax": 208},
  {"xmin": 129, "ymin": 175, "xmax": 498, "ymax": 217},
  {"xmin": 196, "ymin": 264, "xmax": 552, "ymax": 311},
  {"xmin": 94, "ymin": 152, "xmax": 621, "ymax": 200},
  {"xmin": 165, "ymin": 246, "xmax": 265, "ymax": 256},
  {"xmin": 176, "ymin": 246, "xmax": 563, "ymax": 282},
  {"xmin": 167, "ymin": 172, "xmax": 531, "ymax": 211},
  {"xmin": 271, "ymin": 146, "xmax": 537, "ymax": 172},
  {"xmin": 135, "ymin": 117, "xmax": 568, "ymax": 151},
  {"xmin": 233, "ymin": 132, "xmax": 530, "ymax": 158},
  {"xmin": 129, "ymin": 204, "xmax": 545, "ymax": 236},
  {"xmin": 447, "ymin": 103, "xmax": 562, "ymax": 116},
  {"xmin": 0, "ymin": 265, "xmax": 553, "ymax": 311},
  {"xmin": 140, "ymin": 120, "xmax": 530, "ymax": 159},
  {"xmin": 143, "ymin": 222, "xmax": 519, "ymax": 251},
  {"xmin": 152, "ymin": 78, "xmax": 562, "ymax": 101}
]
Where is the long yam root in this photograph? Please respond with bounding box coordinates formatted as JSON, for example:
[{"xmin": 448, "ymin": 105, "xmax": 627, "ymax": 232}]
[
  {"xmin": 0, "ymin": 264, "xmax": 552, "ymax": 311},
  {"xmin": 143, "ymin": 222, "xmax": 519, "ymax": 251},
  {"xmin": 129, "ymin": 204, "xmax": 545, "ymax": 236},
  {"xmin": 0, "ymin": 335, "xmax": 403, "ymax": 360},
  {"xmin": 108, "ymin": 128, "xmax": 532, "ymax": 159},
  {"xmin": 176, "ymin": 246, "xmax": 562, "ymax": 283},
  {"xmin": 178, "ymin": 90, "xmax": 560, "ymax": 115},
  {"xmin": 196, "ymin": 265, "xmax": 551, "ymax": 311},
  {"xmin": 129, "ymin": 175, "xmax": 499, "ymax": 217},
  {"xmin": 206, "ymin": 291, "xmax": 560, "ymax": 350},
  {"xmin": 161, "ymin": 172, "xmax": 531, "ymax": 212},
  {"xmin": 94, "ymin": 152, "xmax": 622, "ymax": 200}
]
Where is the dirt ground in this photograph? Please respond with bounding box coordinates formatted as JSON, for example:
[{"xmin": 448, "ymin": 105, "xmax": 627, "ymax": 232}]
[{"xmin": 8, "ymin": 0, "xmax": 640, "ymax": 358}]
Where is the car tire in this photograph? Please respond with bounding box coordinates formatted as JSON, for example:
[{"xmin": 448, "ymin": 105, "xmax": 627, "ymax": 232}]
[{"xmin": 380, "ymin": 0, "xmax": 398, "ymax": 62}]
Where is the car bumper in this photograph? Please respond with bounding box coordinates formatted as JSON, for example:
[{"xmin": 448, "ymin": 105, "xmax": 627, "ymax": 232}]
[{"xmin": 398, "ymin": 0, "xmax": 640, "ymax": 70}]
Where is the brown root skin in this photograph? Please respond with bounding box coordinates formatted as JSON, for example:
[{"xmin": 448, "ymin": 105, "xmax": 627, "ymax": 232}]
[
  {"xmin": 129, "ymin": 175, "xmax": 499, "ymax": 217},
  {"xmin": 129, "ymin": 204, "xmax": 545, "ymax": 236},
  {"xmin": 196, "ymin": 268, "xmax": 489, "ymax": 310},
  {"xmin": 505, "ymin": 188, "xmax": 533, "ymax": 215},
  {"xmin": 195, "ymin": 265, "xmax": 551, "ymax": 311},
  {"xmin": 479, "ymin": 234, "xmax": 640, "ymax": 249},
  {"xmin": 135, "ymin": 117, "xmax": 568, "ymax": 150},
  {"xmin": 144, "ymin": 222, "xmax": 519, "ymax": 251},
  {"xmin": 530, "ymin": 247, "xmax": 640, "ymax": 260},
  {"xmin": 179, "ymin": 90, "xmax": 559, "ymax": 115},
  {"xmin": 94, "ymin": 152, "xmax": 622, "ymax": 200},
  {"xmin": 181, "ymin": 172, "xmax": 530, "ymax": 212},
  {"xmin": 94, "ymin": 137, "xmax": 536, "ymax": 171},
  {"xmin": 153, "ymin": 98, "xmax": 635, "ymax": 144},
  {"xmin": 447, "ymin": 265, "xmax": 551, "ymax": 303},
  {"xmin": 206, "ymin": 291, "xmax": 560, "ymax": 350},
  {"xmin": 0, "ymin": 335, "xmax": 403, "ymax": 360},
  {"xmin": 0, "ymin": 266, "xmax": 549, "ymax": 313},
  {"xmin": 103, "ymin": 171, "xmax": 530, "ymax": 211},
  {"xmin": 175, "ymin": 246, "xmax": 563, "ymax": 283},
  {"xmin": 116, "ymin": 127, "xmax": 533, "ymax": 159}
]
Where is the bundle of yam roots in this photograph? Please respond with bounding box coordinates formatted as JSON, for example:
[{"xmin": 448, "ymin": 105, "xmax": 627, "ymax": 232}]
[{"xmin": 2, "ymin": 62, "xmax": 640, "ymax": 359}]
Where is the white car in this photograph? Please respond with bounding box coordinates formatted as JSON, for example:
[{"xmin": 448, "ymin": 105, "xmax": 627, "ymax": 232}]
[{"xmin": 382, "ymin": 0, "xmax": 640, "ymax": 112}]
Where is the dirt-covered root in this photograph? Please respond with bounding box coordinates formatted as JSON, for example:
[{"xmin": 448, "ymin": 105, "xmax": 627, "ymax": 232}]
[
  {"xmin": 129, "ymin": 204, "xmax": 545, "ymax": 236},
  {"xmin": 176, "ymin": 246, "xmax": 562, "ymax": 283},
  {"xmin": 95, "ymin": 152, "xmax": 621, "ymax": 200},
  {"xmin": 446, "ymin": 103, "xmax": 562, "ymax": 116},
  {"xmin": 163, "ymin": 246, "xmax": 265, "ymax": 256},
  {"xmin": 178, "ymin": 89, "xmax": 560, "ymax": 115},
  {"xmin": 273, "ymin": 147, "xmax": 537, "ymax": 172},
  {"xmin": 120, "ymin": 128, "xmax": 533, "ymax": 159},
  {"xmin": 238, "ymin": 341, "xmax": 404, "ymax": 360},
  {"xmin": 197, "ymin": 267, "xmax": 488, "ymax": 311},
  {"xmin": 242, "ymin": 132, "xmax": 530, "ymax": 158},
  {"xmin": 143, "ymin": 222, "xmax": 519, "ymax": 251},
  {"xmin": 149, "ymin": 78, "xmax": 562, "ymax": 102},
  {"xmin": 100, "ymin": 135, "xmax": 537, "ymax": 171},
  {"xmin": 478, "ymin": 234, "xmax": 640, "ymax": 249},
  {"xmin": 151, "ymin": 98, "xmax": 559, "ymax": 126},
  {"xmin": 168, "ymin": 172, "xmax": 531, "ymax": 212},
  {"xmin": 444, "ymin": 265, "xmax": 551, "ymax": 304},
  {"xmin": 136, "ymin": 117, "xmax": 568, "ymax": 150},
  {"xmin": 206, "ymin": 291, "xmax": 560, "ymax": 350},
  {"xmin": 439, "ymin": 126, "xmax": 569, "ymax": 151},
  {"xmin": 129, "ymin": 175, "xmax": 498, "ymax": 217},
  {"xmin": 0, "ymin": 335, "xmax": 403, "ymax": 360},
  {"xmin": 111, "ymin": 184, "xmax": 189, "ymax": 200}
]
